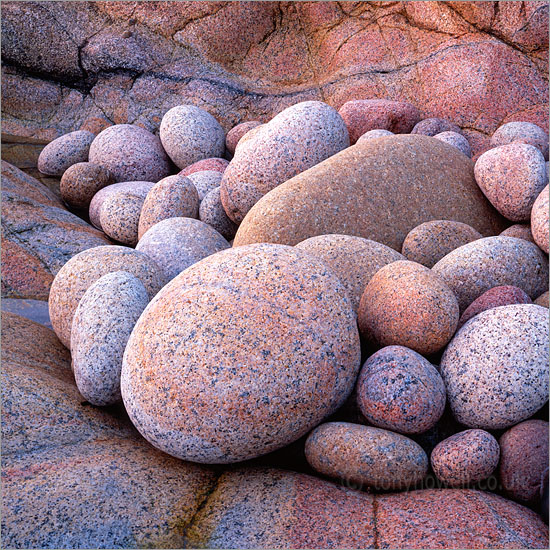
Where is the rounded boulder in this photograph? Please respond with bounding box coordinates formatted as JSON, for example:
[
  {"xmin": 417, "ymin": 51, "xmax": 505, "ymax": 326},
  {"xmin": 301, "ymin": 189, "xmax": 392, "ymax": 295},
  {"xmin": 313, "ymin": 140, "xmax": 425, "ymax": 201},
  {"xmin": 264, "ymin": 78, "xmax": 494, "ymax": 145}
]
[
  {"xmin": 500, "ymin": 223, "xmax": 536, "ymax": 243},
  {"xmin": 491, "ymin": 121, "xmax": 549, "ymax": 160},
  {"xmin": 356, "ymin": 129, "xmax": 394, "ymax": 144},
  {"xmin": 199, "ymin": 186, "xmax": 238, "ymax": 241},
  {"xmin": 60, "ymin": 162, "xmax": 114, "ymax": 210},
  {"xmin": 411, "ymin": 117, "xmax": 462, "ymax": 136},
  {"xmin": 37, "ymin": 130, "xmax": 95, "ymax": 176},
  {"xmin": 179, "ymin": 157, "xmax": 229, "ymax": 177},
  {"xmin": 187, "ymin": 170, "xmax": 223, "ymax": 201},
  {"xmin": 434, "ymin": 131, "xmax": 471, "ymax": 157},
  {"xmin": 225, "ymin": 121, "xmax": 262, "ymax": 155},
  {"xmin": 531, "ymin": 184, "xmax": 549, "ymax": 253}
]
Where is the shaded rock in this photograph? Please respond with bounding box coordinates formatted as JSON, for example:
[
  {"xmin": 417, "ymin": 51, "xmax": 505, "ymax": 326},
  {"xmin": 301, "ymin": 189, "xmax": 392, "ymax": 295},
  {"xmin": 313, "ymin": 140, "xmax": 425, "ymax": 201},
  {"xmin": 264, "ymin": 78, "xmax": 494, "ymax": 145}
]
[
  {"xmin": 221, "ymin": 101, "xmax": 350, "ymax": 223},
  {"xmin": 434, "ymin": 131, "xmax": 471, "ymax": 157},
  {"xmin": 356, "ymin": 129, "xmax": 394, "ymax": 144},
  {"xmin": 432, "ymin": 236, "xmax": 549, "ymax": 311},
  {"xmin": 535, "ymin": 290, "xmax": 549, "ymax": 308},
  {"xmin": 431, "ymin": 429, "xmax": 500, "ymax": 487},
  {"xmin": 37, "ymin": 130, "xmax": 95, "ymax": 176},
  {"xmin": 187, "ymin": 170, "xmax": 223, "ymax": 201},
  {"xmin": 402, "ymin": 220, "xmax": 482, "ymax": 268},
  {"xmin": 60, "ymin": 161, "xmax": 114, "ymax": 210},
  {"xmin": 440, "ymin": 304, "xmax": 549, "ymax": 429},
  {"xmin": 225, "ymin": 121, "xmax": 262, "ymax": 156},
  {"xmin": 136, "ymin": 217, "xmax": 230, "ymax": 281},
  {"xmin": 179, "ymin": 157, "xmax": 229, "ymax": 177},
  {"xmin": 295, "ymin": 234, "xmax": 404, "ymax": 312},
  {"xmin": 305, "ymin": 422, "xmax": 428, "ymax": 490},
  {"xmin": 160, "ymin": 105, "xmax": 225, "ymax": 169},
  {"xmin": 411, "ymin": 118, "xmax": 462, "ymax": 136},
  {"xmin": 357, "ymin": 346, "xmax": 445, "ymax": 434},
  {"xmin": 1, "ymin": 298, "xmax": 51, "ymax": 328},
  {"xmin": 199, "ymin": 186, "xmax": 238, "ymax": 241},
  {"xmin": 500, "ymin": 223, "xmax": 536, "ymax": 243},
  {"xmin": 48, "ymin": 245, "xmax": 166, "ymax": 348},
  {"xmin": 138, "ymin": 175, "xmax": 199, "ymax": 240},
  {"xmin": 358, "ymin": 260, "xmax": 459, "ymax": 355},
  {"xmin": 531, "ymin": 184, "xmax": 549, "ymax": 253},
  {"xmin": 89, "ymin": 124, "xmax": 172, "ymax": 183},
  {"xmin": 234, "ymin": 135, "xmax": 506, "ymax": 249},
  {"xmin": 121, "ymin": 244, "xmax": 361, "ymax": 463},
  {"xmin": 491, "ymin": 121, "xmax": 549, "ymax": 160},
  {"xmin": 338, "ymin": 99, "xmax": 420, "ymax": 143}
]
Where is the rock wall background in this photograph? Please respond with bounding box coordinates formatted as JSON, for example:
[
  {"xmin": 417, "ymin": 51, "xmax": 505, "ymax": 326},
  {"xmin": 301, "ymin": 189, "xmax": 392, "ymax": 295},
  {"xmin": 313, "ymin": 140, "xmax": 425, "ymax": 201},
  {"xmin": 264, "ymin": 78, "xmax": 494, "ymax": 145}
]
[{"xmin": 2, "ymin": 1, "xmax": 548, "ymax": 161}]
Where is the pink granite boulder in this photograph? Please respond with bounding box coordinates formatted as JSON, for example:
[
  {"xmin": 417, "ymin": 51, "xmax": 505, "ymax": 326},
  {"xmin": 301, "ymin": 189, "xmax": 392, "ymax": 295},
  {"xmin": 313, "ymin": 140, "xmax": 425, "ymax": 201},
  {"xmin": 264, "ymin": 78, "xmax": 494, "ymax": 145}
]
[
  {"xmin": 60, "ymin": 162, "xmax": 114, "ymax": 210},
  {"xmin": 531, "ymin": 184, "xmax": 549, "ymax": 253},
  {"xmin": 199, "ymin": 186, "xmax": 238, "ymax": 241},
  {"xmin": 178, "ymin": 157, "xmax": 229, "ymax": 177},
  {"xmin": 491, "ymin": 121, "xmax": 549, "ymax": 160},
  {"xmin": 225, "ymin": 121, "xmax": 262, "ymax": 155},
  {"xmin": 411, "ymin": 117, "xmax": 462, "ymax": 136},
  {"xmin": 37, "ymin": 130, "xmax": 95, "ymax": 176}
]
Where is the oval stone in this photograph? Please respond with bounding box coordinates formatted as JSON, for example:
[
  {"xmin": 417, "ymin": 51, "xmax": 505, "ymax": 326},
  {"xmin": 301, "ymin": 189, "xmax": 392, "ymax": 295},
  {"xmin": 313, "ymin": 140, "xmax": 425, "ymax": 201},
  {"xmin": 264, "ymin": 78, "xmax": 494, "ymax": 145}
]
[
  {"xmin": 60, "ymin": 162, "xmax": 114, "ymax": 210},
  {"xmin": 38, "ymin": 130, "xmax": 95, "ymax": 176},
  {"xmin": 531, "ymin": 184, "xmax": 549, "ymax": 253},
  {"xmin": 434, "ymin": 131, "xmax": 471, "ymax": 157},
  {"xmin": 225, "ymin": 121, "xmax": 262, "ymax": 155},
  {"xmin": 187, "ymin": 170, "xmax": 223, "ymax": 201},
  {"xmin": 199, "ymin": 186, "xmax": 238, "ymax": 241},
  {"xmin": 491, "ymin": 121, "xmax": 549, "ymax": 160}
]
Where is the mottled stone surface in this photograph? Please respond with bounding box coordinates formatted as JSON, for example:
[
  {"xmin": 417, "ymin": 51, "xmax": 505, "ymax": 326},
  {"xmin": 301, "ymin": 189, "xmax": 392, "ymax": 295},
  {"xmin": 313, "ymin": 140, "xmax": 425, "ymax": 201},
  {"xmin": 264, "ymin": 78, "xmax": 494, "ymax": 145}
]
[
  {"xmin": 357, "ymin": 346, "xmax": 445, "ymax": 434},
  {"xmin": 234, "ymin": 135, "xmax": 506, "ymax": 248},
  {"xmin": 358, "ymin": 260, "xmax": 459, "ymax": 355},
  {"xmin": 71, "ymin": 272, "xmax": 149, "ymax": 406},
  {"xmin": 432, "ymin": 236, "xmax": 549, "ymax": 311},
  {"xmin": 531, "ymin": 184, "xmax": 549, "ymax": 253},
  {"xmin": 48, "ymin": 245, "xmax": 166, "ymax": 348},
  {"xmin": 500, "ymin": 223, "xmax": 536, "ymax": 243},
  {"xmin": 187, "ymin": 170, "xmax": 223, "ymax": 201},
  {"xmin": 434, "ymin": 131, "xmax": 471, "ymax": 157},
  {"xmin": 296, "ymin": 234, "xmax": 404, "ymax": 313},
  {"xmin": 221, "ymin": 101, "xmax": 349, "ymax": 223},
  {"xmin": 499, "ymin": 420, "xmax": 549, "ymax": 504},
  {"xmin": 402, "ymin": 220, "xmax": 482, "ymax": 268},
  {"xmin": 440, "ymin": 304, "xmax": 549, "ymax": 429},
  {"xmin": 1, "ymin": 298, "xmax": 51, "ymax": 328},
  {"xmin": 535, "ymin": 290, "xmax": 549, "ymax": 308},
  {"xmin": 199, "ymin": 186, "xmax": 238, "ymax": 241},
  {"xmin": 356, "ymin": 128, "xmax": 394, "ymax": 144},
  {"xmin": 88, "ymin": 124, "xmax": 172, "ymax": 182},
  {"xmin": 338, "ymin": 99, "xmax": 420, "ymax": 143},
  {"xmin": 491, "ymin": 121, "xmax": 549, "ymax": 160},
  {"xmin": 60, "ymin": 161, "xmax": 114, "ymax": 209},
  {"xmin": 458, "ymin": 285, "xmax": 532, "ymax": 328},
  {"xmin": 431, "ymin": 430, "xmax": 500, "ymax": 487},
  {"xmin": 179, "ymin": 157, "xmax": 229, "ymax": 177},
  {"xmin": 136, "ymin": 217, "xmax": 230, "ymax": 281},
  {"xmin": 138, "ymin": 175, "xmax": 199, "ymax": 239},
  {"xmin": 225, "ymin": 121, "xmax": 262, "ymax": 155},
  {"xmin": 305, "ymin": 422, "xmax": 427, "ymax": 490},
  {"xmin": 159, "ymin": 105, "xmax": 225, "ymax": 169},
  {"xmin": 474, "ymin": 143, "xmax": 547, "ymax": 221},
  {"xmin": 121, "ymin": 244, "xmax": 361, "ymax": 463},
  {"xmin": 411, "ymin": 117, "xmax": 462, "ymax": 136},
  {"xmin": 1, "ymin": 160, "xmax": 109, "ymax": 301},
  {"xmin": 37, "ymin": 130, "xmax": 95, "ymax": 176}
]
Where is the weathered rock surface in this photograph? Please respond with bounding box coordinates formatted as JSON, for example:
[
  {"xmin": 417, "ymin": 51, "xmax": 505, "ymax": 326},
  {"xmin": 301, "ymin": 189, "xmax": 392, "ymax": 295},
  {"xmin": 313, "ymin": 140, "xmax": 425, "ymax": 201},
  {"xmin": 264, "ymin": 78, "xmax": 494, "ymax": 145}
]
[{"xmin": 234, "ymin": 135, "xmax": 506, "ymax": 249}]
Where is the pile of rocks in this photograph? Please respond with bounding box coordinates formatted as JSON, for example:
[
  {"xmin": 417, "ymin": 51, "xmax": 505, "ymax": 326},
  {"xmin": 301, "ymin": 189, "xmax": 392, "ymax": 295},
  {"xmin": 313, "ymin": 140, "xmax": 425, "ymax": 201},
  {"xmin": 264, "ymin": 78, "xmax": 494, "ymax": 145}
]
[{"xmin": 39, "ymin": 99, "xmax": 549, "ymax": 520}]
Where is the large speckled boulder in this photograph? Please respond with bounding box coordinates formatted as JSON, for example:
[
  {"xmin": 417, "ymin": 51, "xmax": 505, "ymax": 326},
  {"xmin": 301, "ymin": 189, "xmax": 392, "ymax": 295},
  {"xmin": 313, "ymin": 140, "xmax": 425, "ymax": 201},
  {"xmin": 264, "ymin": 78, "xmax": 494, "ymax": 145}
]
[
  {"xmin": 491, "ymin": 121, "xmax": 549, "ymax": 160},
  {"xmin": 401, "ymin": 220, "xmax": 482, "ymax": 268},
  {"xmin": 89, "ymin": 124, "xmax": 172, "ymax": 183},
  {"xmin": 121, "ymin": 244, "xmax": 361, "ymax": 463},
  {"xmin": 234, "ymin": 135, "xmax": 506, "ymax": 248},
  {"xmin": 358, "ymin": 261, "xmax": 459, "ymax": 355},
  {"xmin": 71, "ymin": 272, "xmax": 149, "ymax": 406},
  {"xmin": 432, "ymin": 236, "xmax": 549, "ymax": 311},
  {"xmin": 440, "ymin": 304, "xmax": 549, "ymax": 429},
  {"xmin": 357, "ymin": 346, "xmax": 446, "ymax": 434},
  {"xmin": 474, "ymin": 143, "xmax": 547, "ymax": 221},
  {"xmin": 305, "ymin": 422, "xmax": 428, "ymax": 490},
  {"xmin": 60, "ymin": 162, "xmax": 114, "ymax": 210},
  {"xmin": 137, "ymin": 175, "xmax": 199, "ymax": 240},
  {"xmin": 160, "ymin": 105, "xmax": 225, "ymax": 169},
  {"xmin": 37, "ymin": 130, "xmax": 95, "ymax": 176},
  {"xmin": 136, "ymin": 217, "xmax": 230, "ymax": 281},
  {"xmin": 296, "ymin": 234, "xmax": 404, "ymax": 312},
  {"xmin": 221, "ymin": 101, "xmax": 350, "ymax": 223},
  {"xmin": 431, "ymin": 430, "xmax": 500, "ymax": 487},
  {"xmin": 185, "ymin": 468, "xmax": 549, "ymax": 549},
  {"xmin": 531, "ymin": 184, "xmax": 549, "ymax": 253},
  {"xmin": 48, "ymin": 245, "xmax": 166, "ymax": 348}
]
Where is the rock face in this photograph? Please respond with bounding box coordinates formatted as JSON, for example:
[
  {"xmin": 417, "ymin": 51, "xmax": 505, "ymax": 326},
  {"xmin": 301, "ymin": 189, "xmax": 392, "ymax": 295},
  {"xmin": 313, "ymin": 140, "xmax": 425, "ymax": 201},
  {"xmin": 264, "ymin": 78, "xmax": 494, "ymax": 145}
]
[
  {"xmin": 221, "ymin": 100, "xmax": 349, "ymax": 224},
  {"xmin": 37, "ymin": 130, "xmax": 95, "ymax": 176},
  {"xmin": 1, "ymin": 160, "xmax": 109, "ymax": 301},
  {"xmin": 440, "ymin": 304, "xmax": 549, "ymax": 430},
  {"xmin": 121, "ymin": 244, "xmax": 361, "ymax": 464},
  {"xmin": 234, "ymin": 135, "xmax": 506, "ymax": 249}
]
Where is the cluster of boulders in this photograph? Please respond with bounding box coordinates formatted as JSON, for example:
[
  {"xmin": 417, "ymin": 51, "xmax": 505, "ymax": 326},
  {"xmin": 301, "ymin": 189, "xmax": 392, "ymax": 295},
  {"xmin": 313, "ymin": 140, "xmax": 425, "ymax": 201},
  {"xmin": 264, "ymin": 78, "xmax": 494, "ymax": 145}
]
[{"xmin": 38, "ymin": 98, "xmax": 549, "ymax": 517}]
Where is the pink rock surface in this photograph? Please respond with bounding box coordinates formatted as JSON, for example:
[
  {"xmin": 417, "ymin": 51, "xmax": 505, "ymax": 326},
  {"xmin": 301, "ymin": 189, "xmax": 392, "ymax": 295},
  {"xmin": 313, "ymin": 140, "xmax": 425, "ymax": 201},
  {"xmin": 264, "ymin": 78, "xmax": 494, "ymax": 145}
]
[
  {"xmin": 178, "ymin": 157, "xmax": 229, "ymax": 177},
  {"xmin": 531, "ymin": 184, "xmax": 549, "ymax": 253}
]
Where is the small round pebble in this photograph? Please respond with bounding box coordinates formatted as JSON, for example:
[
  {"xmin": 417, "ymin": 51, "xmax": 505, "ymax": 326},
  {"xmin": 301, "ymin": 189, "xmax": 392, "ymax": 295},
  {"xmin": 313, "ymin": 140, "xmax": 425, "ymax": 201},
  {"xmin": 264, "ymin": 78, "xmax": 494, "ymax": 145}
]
[
  {"xmin": 160, "ymin": 105, "xmax": 225, "ymax": 169},
  {"xmin": 48, "ymin": 245, "xmax": 166, "ymax": 348},
  {"xmin": 458, "ymin": 285, "xmax": 532, "ymax": 328},
  {"xmin": 531, "ymin": 184, "xmax": 549, "ymax": 253},
  {"xmin": 500, "ymin": 223, "xmax": 536, "ymax": 243},
  {"xmin": 199, "ymin": 186, "xmax": 238, "ymax": 241},
  {"xmin": 358, "ymin": 260, "xmax": 459, "ymax": 355},
  {"xmin": 357, "ymin": 346, "xmax": 446, "ymax": 434},
  {"xmin": 178, "ymin": 157, "xmax": 229, "ymax": 177},
  {"xmin": 434, "ymin": 131, "xmax": 471, "ymax": 157},
  {"xmin": 402, "ymin": 220, "xmax": 482, "ymax": 268},
  {"xmin": 431, "ymin": 430, "xmax": 500, "ymax": 487},
  {"xmin": 38, "ymin": 130, "xmax": 95, "ymax": 176},
  {"xmin": 411, "ymin": 118, "xmax": 462, "ymax": 136},
  {"xmin": 187, "ymin": 170, "xmax": 224, "ymax": 201},
  {"xmin": 138, "ymin": 175, "xmax": 199, "ymax": 240},
  {"xmin": 136, "ymin": 217, "xmax": 230, "ymax": 281},
  {"xmin": 356, "ymin": 129, "xmax": 394, "ymax": 144},
  {"xmin": 491, "ymin": 121, "xmax": 549, "ymax": 160},
  {"xmin": 296, "ymin": 234, "xmax": 404, "ymax": 312},
  {"xmin": 305, "ymin": 422, "xmax": 428, "ymax": 490},
  {"xmin": 60, "ymin": 162, "xmax": 114, "ymax": 210},
  {"xmin": 474, "ymin": 143, "xmax": 547, "ymax": 222},
  {"xmin": 534, "ymin": 290, "xmax": 549, "ymax": 308},
  {"xmin": 499, "ymin": 419, "xmax": 549, "ymax": 503},
  {"xmin": 89, "ymin": 124, "xmax": 172, "ymax": 183},
  {"xmin": 440, "ymin": 304, "xmax": 549, "ymax": 429},
  {"xmin": 225, "ymin": 121, "xmax": 262, "ymax": 156},
  {"xmin": 71, "ymin": 271, "xmax": 149, "ymax": 406}
]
